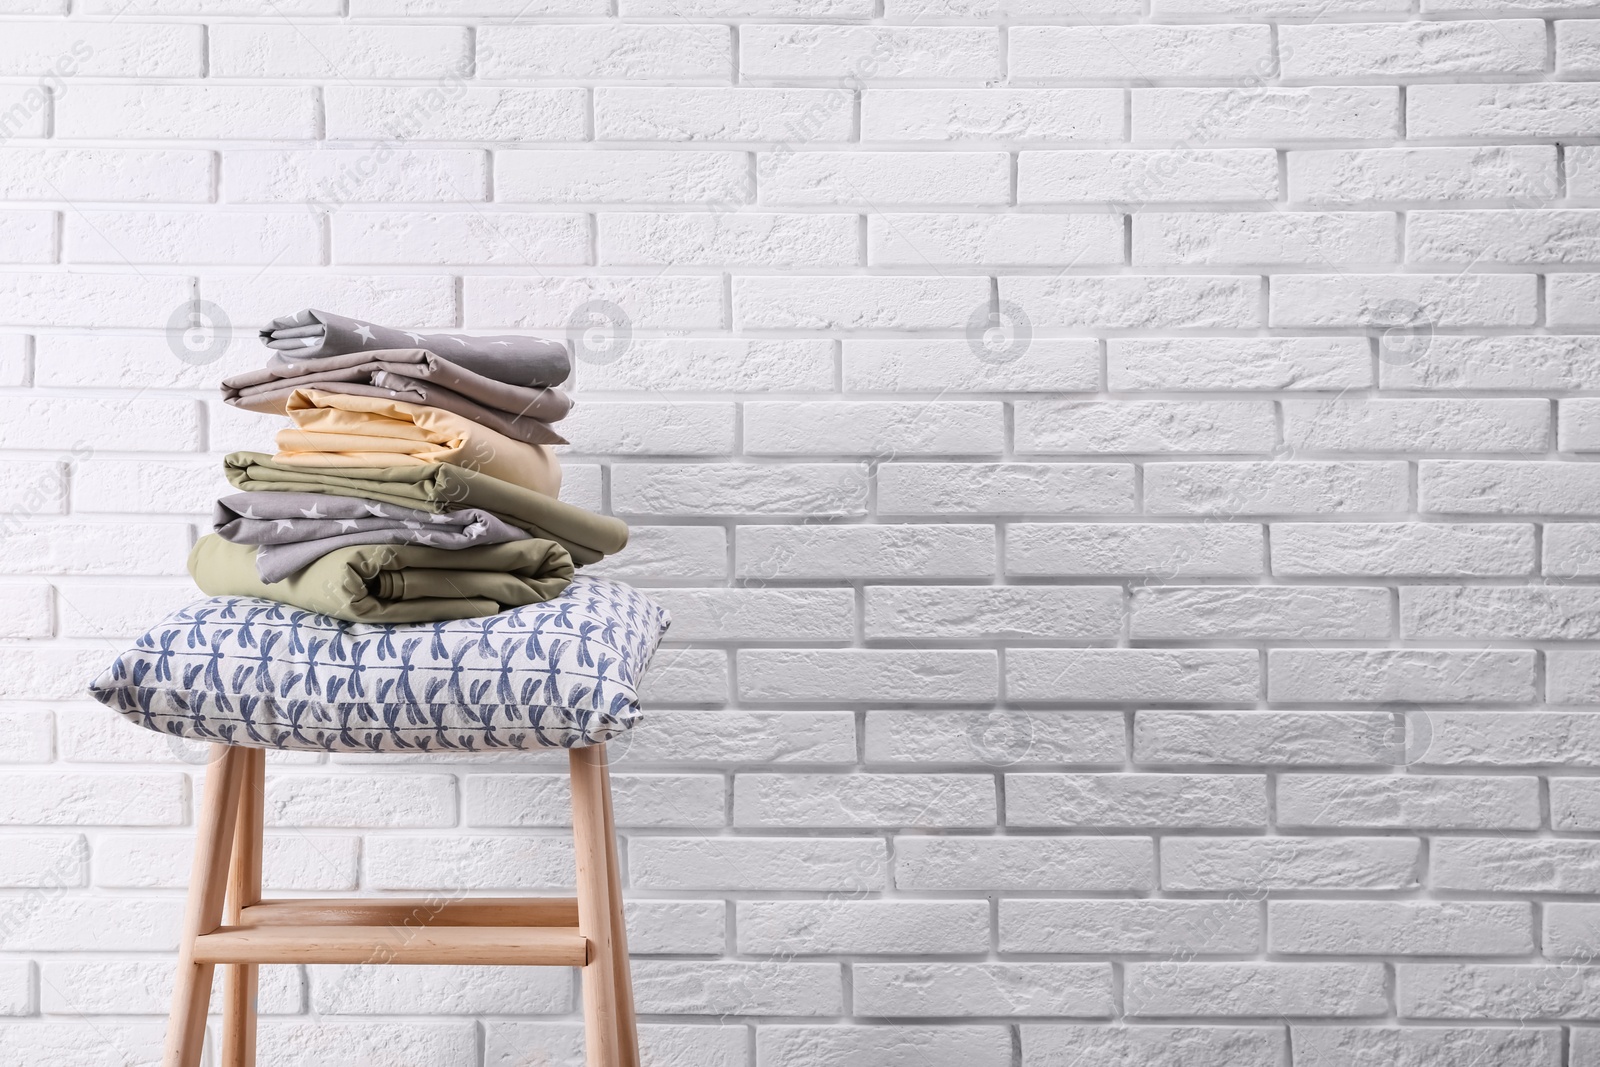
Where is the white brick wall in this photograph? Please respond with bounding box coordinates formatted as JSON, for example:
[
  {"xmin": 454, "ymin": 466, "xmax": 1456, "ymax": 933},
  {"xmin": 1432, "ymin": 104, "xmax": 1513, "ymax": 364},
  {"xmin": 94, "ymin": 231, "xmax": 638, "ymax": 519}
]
[{"xmin": 0, "ymin": 3, "xmax": 1597, "ymax": 1065}]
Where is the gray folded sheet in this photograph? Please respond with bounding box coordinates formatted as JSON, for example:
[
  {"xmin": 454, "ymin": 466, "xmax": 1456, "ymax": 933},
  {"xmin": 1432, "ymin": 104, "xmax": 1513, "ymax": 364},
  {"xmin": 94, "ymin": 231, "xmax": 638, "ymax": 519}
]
[
  {"xmin": 259, "ymin": 309, "xmax": 570, "ymax": 388},
  {"xmin": 223, "ymin": 348, "xmax": 572, "ymax": 446},
  {"xmin": 214, "ymin": 491, "xmax": 530, "ymax": 583}
]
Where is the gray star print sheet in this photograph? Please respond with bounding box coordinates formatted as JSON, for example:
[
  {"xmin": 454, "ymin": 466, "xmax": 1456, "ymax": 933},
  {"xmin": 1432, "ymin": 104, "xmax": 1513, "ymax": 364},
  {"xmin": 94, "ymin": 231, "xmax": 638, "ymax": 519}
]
[
  {"xmin": 215, "ymin": 492, "xmax": 531, "ymax": 584},
  {"xmin": 223, "ymin": 347, "xmax": 573, "ymax": 447},
  {"xmin": 259, "ymin": 309, "xmax": 571, "ymax": 388}
]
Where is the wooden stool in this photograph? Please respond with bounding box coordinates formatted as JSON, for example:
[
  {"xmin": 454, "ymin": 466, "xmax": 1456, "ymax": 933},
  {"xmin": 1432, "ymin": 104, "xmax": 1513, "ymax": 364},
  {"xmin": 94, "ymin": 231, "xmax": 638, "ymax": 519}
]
[{"xmin": 164, "ymin": 743, "xmax": 638, "ymax": 1067}]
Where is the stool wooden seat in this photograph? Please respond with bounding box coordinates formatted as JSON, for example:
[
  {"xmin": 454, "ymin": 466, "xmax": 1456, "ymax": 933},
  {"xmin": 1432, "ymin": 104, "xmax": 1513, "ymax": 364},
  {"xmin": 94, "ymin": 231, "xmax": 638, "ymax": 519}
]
[{"xmin": 165, "ymin": 743, "xmax": 638, "ymax": 1067}]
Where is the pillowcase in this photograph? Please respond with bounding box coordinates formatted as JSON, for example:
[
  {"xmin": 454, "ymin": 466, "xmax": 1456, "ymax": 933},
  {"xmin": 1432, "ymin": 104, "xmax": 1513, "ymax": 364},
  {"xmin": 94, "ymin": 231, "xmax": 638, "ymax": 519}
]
[{"xmin": 88, "ymin": 576, "xmax": 670, "ymax": 754}]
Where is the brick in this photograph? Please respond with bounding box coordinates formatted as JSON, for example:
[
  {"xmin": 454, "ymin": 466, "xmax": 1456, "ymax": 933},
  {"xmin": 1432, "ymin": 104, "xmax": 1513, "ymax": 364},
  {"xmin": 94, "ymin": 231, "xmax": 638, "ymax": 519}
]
[
  {"xmin": 1269, "ymin": 649, "xmax": 1535, "ymax": 703},
  {"xmin": 1412, "ymin": 210, "xmax": 1600, "ymax": 265},
  {"xmin": 40, "ymin": 959, "xmax": 301, "ymax": 1014},
  {"xmin": 1134, "ymin": 587, "xmax": 1387, "ymax": 640},
  {"xmin": 0, "ymin": 211, "xmax": 53, "ymax": 263},
  {"xmin": 1162, "ymin": 837, "xmax": 1421, "ymax": 891},
  {"xmin": 630, "ymin": 837, "xmax": 886, "ymax": 891},
  {"xmin": 465, "ymin": 773, "xmax": 725, "ymax": 828},
  {"xmin": 1005, "ymin": 771, "xmax": 1263, "ymax": 832},
  {"xmin": 1289, "ymin": 146, "xmax": 1557, "ymax": 204},
  {"xmin": 225, "ymin": 148, "xmax": 484, "ymax": 204},
  {"xmin": 619, "ymin": 712, "xmax": 855, "ymax": 765},
  {"xmin": 1553, "ymin": 779, "xmax": 1600, "ymax": 830},
  {"xmin": 0, "ymin": 773, "xmax": 184, "ymax": 825},
  {"xmin": 1126, "ymin": 963, "xmax": 1387, "ymax": 1017},
  {"xmin": 1001, "ymin": 900, "xmax": 1259, "ymax": 954},
  {"xmin": 0, "ymin": 581, "xmax": 50, "ymax": 637},
  {"xmin": 498, "ymin": 151, "xmax": 750, "ymax": 205},
  {"xmin": 639, "ymin": 649, "xmax": 730, "ymax": 705},
  {"xmin": 561, "ymin": 401, "xmax": 735, "ymax": 455},
  {"xmin": 1403, "ymin": 586, "xmax": 1600, "ymax": 640},
  {"xmin": 1284, "ymin": 398, "xmax": 1548, "ymax": 453},
  {"xmin": 1282, "ymin": 20, "xmax": 1545, "ymax": 79},
  {"xmin": 38, "ymin": 333, "xmax": 255, "ymax": 391},
  {"xmin": 866, "ymin": 710, "xmax": 1124, "ymax": 765},
  {"xmin": 67, "ymin": 210, "xmax": 319, "ymax": 266},
  {"xmin": 1421, "ymin": 461, "xmax": 1600, "ymax": 515},
  {"xmin": 1136, "ymin": 711, "xmax": 1404, "ymax": 765},
  {"xmin": 312, "ymin": 964, "xmax": 568, "ymax": 1014},
  {"xmin": 1012, "ymin": 25, "xmax": 1271, "ymax": 81},
  {"xmin": 0, "ymin": 1024, "xmax": 168, "ymax": 1067},
  {"xmin": 870, "ymin": 212, "xmax": 1122, "ymax": 266},
  {"xmin": 1561, "ymin": 399, "xmax": 1600, "ymax": 450},
  {"xmin": 596, "ymin": 87, "xmax": 852, "ymax": 141},
  {"xmin": 485, "ymin": 1022, "xmax": 746, "ymax": 1067},
  {"xmin": 0, "ymin": 707, "xmax": 52, "ymax": 764},
  {"xmin": 584, "ymin": 527, "xmax": 728, "ymax": 582},
  {"xmin": 1011, "ymin": 649, "xmax": 1259, "ymax": 703},
  {"xmin": 1020, "ymin": 149, "xmax": 1278, "ymax": 204},
  {"xmin": 1272, "ymin": 522, "xmax": 1535, "ymax": 577},
  {"xmin": 0, "ymin": 22, "xmax": 202, "ymax": 77},
  {"xmin": 1571, "ymin": 145, "xmax": 1600, "ymax": 197},
  {"xmin": 0, "ymin": 835, "xmax": 83, "ymax": 887},
  {"xmin": 365, "ymin": 836, "xmax": 572, "ymax": 891},
  {"xmin": 895, "ymin": 835, "xmax": 1153, "ymax": 890},
  {"xmin": 0, "ymin": 896, "xmax": 181, "ymax": 951},
  {"xmin": 740, "ymin": 648, "xmax": 999, "ymax": 703},
  {"xmin": 1024, "ymin": 1025, "xmax": 1286, "ymax": 1067},
  {"xmin": 863, "ymin": 89, "xmax": 1122, "ymax": 142},
  {"xmin": 0, "ymin": 648, "xmax": 118, "ymax": 700},
  {"xmin": 333, "ymin": 211, "xmax": 587, "ymax": 266},
  {"xmin": 579, "ymin": 338, "xmax": 832, "ymax": 392},
  {"xmin": 466, "ymin": 275, "xmax": 721, "ymax": 330},
  {"xmin": 634, "ymin": 961, "xmax": 841, "ymax": 1015},
  {"xmin": 602, "ymin": 212, "xmax": 853, "ymax": 267},
  {"xmin": 55, "ymin": 582, "xmax": 194, "ymax": 639},
  {"xmin": 1016, "ymin": 400, "xmax": 1277, "ymax": 454},
  {"xmin": 71, "ymin": 457, "xmax": 221, "ymax": 514},
  {"xmin": 736, "ymin": 773, "xmax": 993, "ymax": 828},
  {"xmin": 1110, "ymin": 338, "xmax": 1370, "ymax": 392},
  {"xmin": 1002, "ymin": 275, "xmax": 1261, "ymax": 329},
  {"xmin": 0, "ymin": 272, "xmax": 189, "ymax": 328},
  {"xmin": 1546, "ymin": 903, "xmax": 1600, "ymax": 957},
  {"xmin": 758, "ymin": 152, "xmax": 1009, "ymax": 205},
  {"xmin": 258, "ymin": 1022, "xmax": 476, "ymax": 1067},
  {"xmin": 741, "ymin": 26, "xmax": 998, "ymax": 81},
  {"xmin": 0, "ymin": 963, "xmax": 25, "ymax": 1015},
  {"xmin": 650, "ymin": 588, "xmax": 853, "ymax": 642},
  {"xmin": 626, "ymin": 901, "xmax": 727, "ymax": 956},
  {"xmin": 865, "ymin": 586, "xmax": 1123, "ymax": 640},
  {"xmin": 0, "ymin": 520, "xmax": 189, "ymax": 576},
  {"xmin": 1270, "ymin": 274, "xmax": 1537, "ymax": 328},
  {"xmin": 735, "ymin": 900, "xmax": 989, "ymax": 955},
  {"xmin": 1552, "ymin": 274, "xmax": 1600, "ymax": 326},
  {"xmin": 1292, "ymin": 1027, "xmax": 1560, "ymax": 1066},
  {"xmin": 844, "ymin": 339, "xmax": 1098, "ymax": 393},
  {"xmin": 759, "ymin": 1026, "xmax": 1010, "ymax": 1067},
  {"xmin": 740, "ymin": 274, "xmax": 994, "ymax": 329},
  {"xmin": 880, "ymin": 463, "xmax": 1135, "ymax": 516},
  {"xmin": 326, "ymin": 87, "xmax": 586, "ymax": 142},
  {"xmin": 736, "ymin": 524, "xmax": 994, "ymax": 580},
  {"xmin": 1549, "ymin": 652, "xmax": 1600, "ymax": 704},
  {"xmin": 1400, "ymin": 964, "xmax": 1600, "ymax": 1020},
  {"xmin": 1278, "ymin": 774, "xmax": 1540, "ymax": 830},
  {"xmin": 1562, "ymin": 19, "xmax": 1600, "ymax": 74},
  {"xmin": 1007, "ymin": 523, "xmax": 1264, "ymax": 577},
  {"xmin": 480, "ymin": 24, "xmax": 728, "ymax": 79},
  {"xmin": 1273, "ymin": 901, "xmax": 1532, "ymax": 956},
  {"xmin": 59, "ymin": 84, "xmax": 315, "ymax": 139},
  {"xmin": 1419, "ymin": 711, "xmax": 1600, "ymax": 767},
  {"xmin": 612, "ymin": 464, "xmax": 867, "ymax": 517},
  {"xmin": 265, "ymin": 774, "xmax": 455, "ymax": 829},
  {"xmin": 1135, "ymin": 211, "xmax": 1395, "ymax": 266},
  {"xmin": 744, "ymin": 400, "xmax": 1004, "ymax": 455},
  {"xmin": 1432, "ymin": 839, "xmax": 1600, "ymax": 893},
  {"xmin": 854, "ymin": 963, "xmax": 1113, "ymax": 1017},
  {"xmin": 1409, "ymin": 83, "xmax": 1600, "ymax": 139},
  {"xmin": 1134, "ymin": 87, "xmax": 1399, "ymax": 142}
]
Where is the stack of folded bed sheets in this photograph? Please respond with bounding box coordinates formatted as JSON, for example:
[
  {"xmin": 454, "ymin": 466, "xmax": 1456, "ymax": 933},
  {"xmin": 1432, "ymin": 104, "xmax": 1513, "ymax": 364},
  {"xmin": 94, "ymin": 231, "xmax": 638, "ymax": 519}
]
[{"xmin": 190, "ymin": 309, "xmax": 629, "ymax": 624}]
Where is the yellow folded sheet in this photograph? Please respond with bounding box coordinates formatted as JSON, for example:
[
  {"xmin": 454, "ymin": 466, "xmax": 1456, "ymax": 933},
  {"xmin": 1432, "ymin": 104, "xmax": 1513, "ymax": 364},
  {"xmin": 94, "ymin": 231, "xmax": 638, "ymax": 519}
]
[{"xmin": 276, "ymin": 389, "xmax": 562, "ymax": 497}]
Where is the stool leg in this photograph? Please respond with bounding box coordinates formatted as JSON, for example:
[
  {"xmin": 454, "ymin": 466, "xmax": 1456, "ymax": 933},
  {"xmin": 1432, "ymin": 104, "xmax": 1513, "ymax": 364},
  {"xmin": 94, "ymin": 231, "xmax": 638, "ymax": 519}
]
[
  {"xmin": 164, "ymin": 745, "xmax": 248, "ymax": 1067},
  {"xmin": 570, "ymin": 744, "xmax": 621, "ymax": 1067},
  {"xmin": 221, "ymin": 747, "xmax": 265, "ymax": 1067},
  {"xmin": 598, "ymin": 749, "xmax": 640, "ymax": 1067}
]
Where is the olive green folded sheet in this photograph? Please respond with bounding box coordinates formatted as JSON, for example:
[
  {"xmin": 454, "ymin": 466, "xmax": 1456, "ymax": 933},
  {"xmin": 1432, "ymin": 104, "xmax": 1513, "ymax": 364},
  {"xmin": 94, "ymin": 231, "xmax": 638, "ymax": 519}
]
[
  {"xmin": 188, "ymin": 534, "xmax": 576, "ymax": 624},
  {"xmin": 222, "ymin": 451, "xmax": 628, "ymax": 567}
]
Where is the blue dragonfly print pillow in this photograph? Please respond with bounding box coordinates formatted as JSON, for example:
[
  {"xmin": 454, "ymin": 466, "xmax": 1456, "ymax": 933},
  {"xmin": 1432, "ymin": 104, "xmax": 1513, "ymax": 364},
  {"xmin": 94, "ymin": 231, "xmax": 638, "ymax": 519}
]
[{"xmin": 89, "ymin": 576, "xmax": 670, "ymax": 754}]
